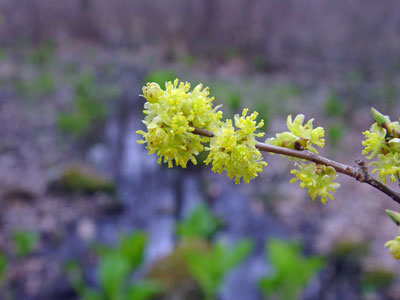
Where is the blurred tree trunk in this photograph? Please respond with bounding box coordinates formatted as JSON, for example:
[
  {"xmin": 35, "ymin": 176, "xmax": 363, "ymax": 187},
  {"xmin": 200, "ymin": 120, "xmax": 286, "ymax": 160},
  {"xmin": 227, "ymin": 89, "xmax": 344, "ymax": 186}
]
[
  {"xmin": 200, "ymin": 0, "xmax": 217, "ymax": 53},
  {"xmin": 76, "ymin": 0, "xmax": 100, "ymax": 41}
]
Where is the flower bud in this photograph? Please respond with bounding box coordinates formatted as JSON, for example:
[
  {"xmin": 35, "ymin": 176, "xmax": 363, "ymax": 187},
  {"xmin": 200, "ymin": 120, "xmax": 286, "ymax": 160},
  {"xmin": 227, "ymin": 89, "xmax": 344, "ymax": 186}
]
[
  {"xmin": 371, "ymin": 107, "xmax": 390, "ymax": 125},
  {"xmin": 386, "ymin": 209, "xmax": 400, "ymax": 225},
  {"xmin": 142, "ymin": 82, "xmax": 162, "ymax": 103},
  {"xmin": 388, "ymin": 138, "xmax": 400, "ymax": 152}
]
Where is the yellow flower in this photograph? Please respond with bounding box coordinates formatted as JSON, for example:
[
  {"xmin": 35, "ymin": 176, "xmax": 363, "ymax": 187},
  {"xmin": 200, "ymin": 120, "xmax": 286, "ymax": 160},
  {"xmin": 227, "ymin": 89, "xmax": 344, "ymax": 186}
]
[
  {"xmin": 137, "ymin": 79, "xmax": 222, "ymax": 168},
  {"xmin": 205, "ymin": 109, "xmax": 267, "ymax": 184},
  {"xmin": 290, "ymin": 162, "xmax": 340, "ymax": 204},
  {"xmin": 370, "ymin": 153, "xmax": 400, "ymax": 183},
  {"xmin": 385, "ymin": 236, "xmax": 400, "ymax": 260},
  {"xmin": 362, "ymin": 123, "xmax": 387, "ymax": 159},
  {"xmin": 266, "ymin": 114, "xmax": 324, "ymax": 153},
  {"xmin": 142, "ymin": 82, "xmax": 163, "ymax": 103}
]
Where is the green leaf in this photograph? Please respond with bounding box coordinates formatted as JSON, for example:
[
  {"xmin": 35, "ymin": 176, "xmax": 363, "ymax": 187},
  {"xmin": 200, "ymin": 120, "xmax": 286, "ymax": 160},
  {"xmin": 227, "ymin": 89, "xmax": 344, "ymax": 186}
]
[
  {"xmin": 98, "ymin": 253, "xmax": 131, "ymax": 300},
  {"xmin": 81, "ymin": 288, "xmax": 103, "ymax": 300},
  {"xmin": 144, "ymin": 69, "xmax": 178, "ymax": 89},
  {"xmin": 12, "ymin": 230, "xmax": 39, "ymax": 257},
  {"xmin": 118, "ymin": 232, "xmax": 147, "ymax": 270},
  {"xmin": 184, "ymin": 239, "xmax": 253, "ymax": 298},
  {"xmin": 0, "ymin": 252, "xmax": 7, "ymax": 284},
  {"xmin": 125, "ymin": 280, "xmax": 162, "ymax": 300},
  {"xmin": 64, "ymin": 260, "xmax": 86, "ymax": 295},
  {"xmin": 176, "ymin": 204, "xmax": 221, "ymax": 240},
  {"xmin": 259, "ymin": 239, "xmax": 323, "ymax": 300}
]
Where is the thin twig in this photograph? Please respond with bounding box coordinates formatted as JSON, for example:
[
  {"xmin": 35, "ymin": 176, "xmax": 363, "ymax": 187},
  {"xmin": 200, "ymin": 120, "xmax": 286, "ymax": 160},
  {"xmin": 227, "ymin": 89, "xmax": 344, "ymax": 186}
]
[{"xmin": 193, "ymin": 127, "xmax": 400, "ymax": 204}]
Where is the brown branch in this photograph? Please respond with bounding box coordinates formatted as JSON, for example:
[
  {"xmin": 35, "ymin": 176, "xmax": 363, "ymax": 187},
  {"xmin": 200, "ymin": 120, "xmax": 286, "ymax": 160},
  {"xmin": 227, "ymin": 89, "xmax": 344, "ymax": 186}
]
[{"xmin": 193, "ymin": 127, "xmax": 400, "ymax": 204}]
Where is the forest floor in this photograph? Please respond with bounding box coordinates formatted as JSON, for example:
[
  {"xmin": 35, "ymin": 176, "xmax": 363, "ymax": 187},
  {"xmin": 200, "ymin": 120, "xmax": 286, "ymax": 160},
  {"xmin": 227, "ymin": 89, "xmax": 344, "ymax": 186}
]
[{"xmin": 1, "ymin": 43, "xmax": 400, "ymax": 299}]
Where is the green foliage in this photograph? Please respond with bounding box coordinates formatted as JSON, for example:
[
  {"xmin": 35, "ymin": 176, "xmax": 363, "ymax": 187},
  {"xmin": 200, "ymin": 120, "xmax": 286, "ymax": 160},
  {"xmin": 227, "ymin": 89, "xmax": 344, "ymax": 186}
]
[
  {"xmin": 96, "ymin": 232, "xmax": 147, "ymax": 270},
  {"xmin": 184, "ymin": 239, "xmax": 253, "ymax": 300},
  {"xmin": 375, "ymin": 82, "xmax": 399, "ymax": 106},
  {"xmin": 59, "ymin": 165, "xmax": 114, "ymax": 194},
  {"xmin": 12, "ymin": 230, "xmax": 39, "ymax": 257},
  {"xmin": 125, "ymin": 281, "xmax": 163, "ymax": 300},
  {"xmin": 13, "ymin": 71, "xmax": 55, "ymax": 98},
  {"xmin": 99, "ymin": 253, "xmax": 132, "ymax": 300},
  {"xmin": 146, "ymin": 240, "xmax": 206, "ymax": 296},
  {"xmin": 27, "ymin": 42, "xmax": 55, "ymax": 66},
  {"xmin": 0, "ymin": 252, "xmax": 7, "ymax": 284},
  {"xmin": 35, "ymin": 72, "xmax": 56, "ymax": 94},
  {"xmin": 57, "ymin": 72, "xmax": 114, "ymax": 137},
  {"xmin": 226, "ymin": 91, "xmax": 241, "ymax": 112},
  {"xmin": 251, "ymin": 55, "xmax": 269, "ymax": 71},
  {"xmin": 329, "ymin": 239, "xmax": 369, "ymax": 261},
  {"xmin": 68, "ymin": 232, "xmax": 161, "ymax": 300},
  {"xmin": 324, "ymin": 90, "xmax": 345, "ymax": 118},
  {"xmin": 362, "ymin": 267, "xmax": 396, "ymax": 293},
  {"xmin": 253, "ymin": 99, "xmax": 269, "ymax": 131},
  {"xmin": 0, "ymin": 49, "xmax": 5, "ymax": 62},
  {"xmin": 176, "ymin": 204, "xmax": 221, "ymax": 241},
  {"xmin": 259, "ymin": 239, "xmax": 323, "ymax": 300},
  {"xmin": 269, "ymin": 83, "xmax": 302, "ymax": 101},
  {"xmin": 209, "ymin": 83, "xmax": 242, "ymax": 114},
  {"xmin": 179, "ymin": 54, "xmax": 196, "ymax": 67},
  {"xmin": 327, "ymin": 124, "xmax": 346, "ymax": 148},
  {"xmin": 144, "ymin": 69, "xmax": 178, "ymax": 89},
  {"xmin": 345, "ymin": 71, "xmax": 362, "ymax": 89}
]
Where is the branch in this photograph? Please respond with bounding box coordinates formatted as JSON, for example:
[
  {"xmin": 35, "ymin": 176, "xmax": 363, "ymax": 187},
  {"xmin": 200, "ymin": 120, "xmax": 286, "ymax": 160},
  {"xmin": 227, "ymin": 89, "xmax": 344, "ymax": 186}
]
[{"xmin": 193, "ymin": 127, "xmax": 400, "ymax": 204}]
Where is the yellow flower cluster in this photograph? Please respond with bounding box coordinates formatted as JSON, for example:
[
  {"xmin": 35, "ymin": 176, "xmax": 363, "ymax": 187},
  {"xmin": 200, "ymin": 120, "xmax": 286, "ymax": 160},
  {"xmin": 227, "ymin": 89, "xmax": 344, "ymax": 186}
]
[
  {"xmin": 361, "ymin": 123, "xmax": 387, "ymax": 159},
  {"xmin": 362, "ymin": 110, "xmax": 400, "ymax": 183},
  {"xmin": 371, "ymin": 153, "xmax": 400, "ymax": 183},
  {"xmin": 290, "ymin": 162, "xmax": 340, "ymax": 204},
  {"xmin": 137, "ymin": 80, "xmax": 338, "ymax": 196},
  {"xmin": 137, "ymin": 80, "xmax": 222, "ymax": 168},
  {"xmin": 266, "ymin": 114, "xmax": 325, "ymax": 153},
  {"xmin": 204, "ymin": 109, "xmax": 267, "ymax": 184},
  {"xmin": 385, "ymin": 236, "xmax": 400, "ymax": 259}
]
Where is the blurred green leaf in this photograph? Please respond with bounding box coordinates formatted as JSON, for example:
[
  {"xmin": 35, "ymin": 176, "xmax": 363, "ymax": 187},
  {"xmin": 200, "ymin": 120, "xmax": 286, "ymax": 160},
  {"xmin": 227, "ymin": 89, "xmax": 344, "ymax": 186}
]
[
  {"xmin": 362, "ymin": 267, "xmax": 396, "ymax": 293},
  {"xmin": 125, "ymin": 280, "xmax": 162, "ymax": 300},
  {"xmin": 254, "ymin": 99, "xmax": 269, "ymax": 131},
  {"xmin": 27, "ymin": 41, "xmax": 55, "ymax": 66},
  {"xmin": 64, "ymin": 260, "xmax": 86, "ymax": 295},
  {"xmin": 324, "ymin": 90, "xmax": 345, "ymax": 118},
  {"xmin": 328, "ymin": 124, "xmax": 346, "ymax": 148},
  {"xmin": 81, "ymin": 288, "xmax": 103, "ymax": 300},
  {"xmin": 259, "ymin": 239, "xmax": 323, "ymax": 300},
  {"xmin": 0, "ymin": 252, "xmax": 7, "ymax": 284},
  {"xmin": 176, "ymin": 204, "xmax": 221, "ymax": 240},
  {"xmin": 72, "ymin": 231, "xmax": 153, "ymax": 300},
  {"xmin": 12, "ymin": 230, "xmax": 39, "ymax": 257},
  {"xmin": 99, "ymin": 253, "xmax": 131, "ymax": 300},
  {"xmin": 185, "ymin": 239, "xmax": 253, "ymax": 299},
  {"xmin": 118, "ymin": 232, "xmax": 147, "ymax": 270},
  {"xmin": 144, "ymin": 69, "xmax": 178, "ymax": 89},
  {"xmin": 57, "ymin": 71, "xmax": 114, "ymax": 137},
  {"xmin": 59, "ymin": 165, "xmax": 114, "ymax": 194}
]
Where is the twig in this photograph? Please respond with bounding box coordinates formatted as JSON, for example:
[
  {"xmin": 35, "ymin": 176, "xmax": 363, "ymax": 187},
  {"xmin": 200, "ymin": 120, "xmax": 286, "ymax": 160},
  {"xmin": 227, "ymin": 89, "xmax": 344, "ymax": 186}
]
[{"xmin": 193, "ymin": 127, "xmax": 400, "ymax": 204}]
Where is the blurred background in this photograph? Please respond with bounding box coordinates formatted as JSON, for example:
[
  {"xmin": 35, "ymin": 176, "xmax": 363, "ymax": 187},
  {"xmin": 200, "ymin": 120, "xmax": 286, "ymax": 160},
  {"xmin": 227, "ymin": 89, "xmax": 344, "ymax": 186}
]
[{"xmin": 1, "ymin": 0, "xmax": 400, "ymax": 299}]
